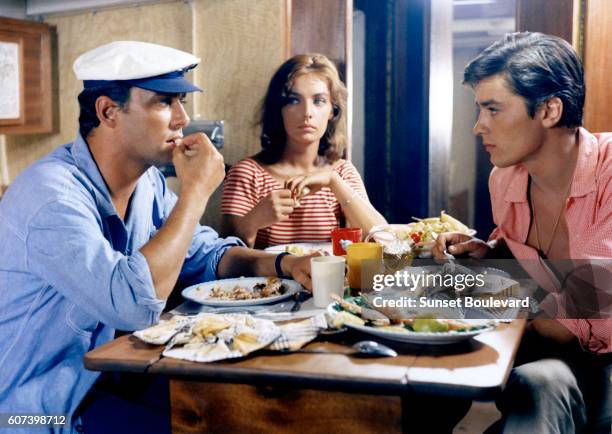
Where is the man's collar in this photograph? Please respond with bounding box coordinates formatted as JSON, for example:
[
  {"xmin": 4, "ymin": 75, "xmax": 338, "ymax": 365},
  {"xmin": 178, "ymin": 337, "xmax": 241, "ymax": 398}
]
[
  {"xmin": 70, "ymin": 133, "xmax": 117, "ymax": 218},
  {"xmin": 503, "ymin": 166, "xmax": 529, "ymax": 203},
  {"xmin": 570, "ymin": 127, "xmax": 598, "ymax": 197}
]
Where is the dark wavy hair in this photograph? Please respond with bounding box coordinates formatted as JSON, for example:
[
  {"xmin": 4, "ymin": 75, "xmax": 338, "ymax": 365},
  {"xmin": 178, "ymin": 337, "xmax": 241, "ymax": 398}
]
[
  {"xmin": 257, "ymin": 53, "xmax": 347, "ymax": 165},
  {"xmin": 463, "ymin": 32, "xmax": 584, "ymax": 128},
  {"xmin": 77, "ymin": 84, "xmax": 131, "ymax": 139}
]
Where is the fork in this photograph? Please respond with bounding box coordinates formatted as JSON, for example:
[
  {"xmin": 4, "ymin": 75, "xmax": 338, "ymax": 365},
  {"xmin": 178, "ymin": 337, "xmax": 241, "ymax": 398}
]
[
  {"xmin": 290, "ymin": 290, "xmax": 311, "ymax": 313},
  {"xmin": 432, "ymin": 232, "xmax": 456, "ymax": 272}
]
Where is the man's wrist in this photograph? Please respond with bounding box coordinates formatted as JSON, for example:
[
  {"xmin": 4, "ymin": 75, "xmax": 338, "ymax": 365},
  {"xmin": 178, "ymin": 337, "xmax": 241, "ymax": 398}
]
[
  {"xmin": 275, "ymin": 252, "xmax": 293, "ymax": 278},
  {"xmin": 179, "ymin": 187, "xmax": 211, "ymax": 208},
  {"xmin": 174, "ymin": 191, "xmax": 208, "ymax": 220}
]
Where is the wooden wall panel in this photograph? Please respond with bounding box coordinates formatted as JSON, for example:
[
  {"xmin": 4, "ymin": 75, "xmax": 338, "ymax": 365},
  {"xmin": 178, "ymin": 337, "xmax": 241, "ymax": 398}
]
[
  {"xmin": 516, "ymin": 0, "xmax": 574, "ymax": 43},
  {"xmin": 289, "ymin": 0, "xmax": 352, "ymax": 156},
  {"xmin": 194, "ymin": 0, "xmax": 284, "ymax": 166},
  {"xmin": 583, "ymin": 0, "xmax": 612, "ymax": 132},
  {"xmin": 290, "ymin": 0, "xmax": 349, "ymax": 76},
  {"xmin": 516, "ymin": 0, "xmax": 612, "ymax": 132}
]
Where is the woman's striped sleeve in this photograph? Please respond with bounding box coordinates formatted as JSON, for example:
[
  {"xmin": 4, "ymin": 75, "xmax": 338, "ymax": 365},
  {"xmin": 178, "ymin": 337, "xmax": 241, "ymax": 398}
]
[
  {"xmin": 221, "ymin": 159, "xmax": 261, "ymax": 217},
  {"xmin": 336, "ymin": 160, "xmax": 369, "ymax": 201}
]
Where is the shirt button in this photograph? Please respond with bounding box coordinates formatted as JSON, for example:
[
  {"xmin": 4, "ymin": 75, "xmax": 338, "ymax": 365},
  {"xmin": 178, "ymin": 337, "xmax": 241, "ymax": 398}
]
[{"xmin": 75, "ymin": 424, "xmax": 85, "ymax": 433}]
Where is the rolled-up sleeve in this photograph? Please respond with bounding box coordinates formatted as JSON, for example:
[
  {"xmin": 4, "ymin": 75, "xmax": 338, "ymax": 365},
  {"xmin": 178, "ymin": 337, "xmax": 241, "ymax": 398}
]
[
  {"xmin": 26, "ymin": 199, "xmax": 164, "ymax": 331},
  {"xmin": 178, "ymin": 225, "xmax": 245, "ymax": 287},
  {"xmin": 558, "ymin": 319, "xmax": 611, "ymax": 353}
]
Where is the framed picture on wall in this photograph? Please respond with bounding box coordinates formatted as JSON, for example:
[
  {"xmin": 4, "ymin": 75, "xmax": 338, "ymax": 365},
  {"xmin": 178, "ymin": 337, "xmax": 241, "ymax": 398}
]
[{"xmin": 0, "ymin": 31, "xmax": 24, "ymax": 126}]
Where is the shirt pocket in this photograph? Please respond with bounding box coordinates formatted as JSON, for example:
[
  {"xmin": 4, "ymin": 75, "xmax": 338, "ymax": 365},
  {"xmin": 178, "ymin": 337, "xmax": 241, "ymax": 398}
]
[{"xmin": 66, "ymin": 303, "xmax": 99, "ymax": 337}]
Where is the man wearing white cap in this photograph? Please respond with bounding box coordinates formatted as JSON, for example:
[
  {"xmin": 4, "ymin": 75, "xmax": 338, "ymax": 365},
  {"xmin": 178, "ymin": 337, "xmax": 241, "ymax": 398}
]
[{"xmin": 0, "ymin": 41, "xmax": 315, "ymax": 432}]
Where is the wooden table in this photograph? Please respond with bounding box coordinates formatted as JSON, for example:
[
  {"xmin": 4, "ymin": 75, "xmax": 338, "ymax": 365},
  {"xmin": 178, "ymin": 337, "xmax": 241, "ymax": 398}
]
[{"xmin": 85, "ymin": 319, "xmax": 525, "ymax": 433}]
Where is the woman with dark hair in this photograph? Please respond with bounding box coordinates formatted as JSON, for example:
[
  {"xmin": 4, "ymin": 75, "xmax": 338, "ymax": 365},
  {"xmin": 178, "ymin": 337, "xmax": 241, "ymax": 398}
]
[{"xmin": 221, "ymin": 54, "xmax": 385, "ymax": 248}]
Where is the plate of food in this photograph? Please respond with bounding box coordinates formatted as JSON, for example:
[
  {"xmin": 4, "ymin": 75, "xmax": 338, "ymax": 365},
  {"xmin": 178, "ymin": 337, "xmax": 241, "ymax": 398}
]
[
  {"xmin": 182, "ymin": 277, "xmax": 302, "ymax": 306},
  {"xmin": 327, "ymin": 295, "xmax": 496, "ymax": 345},
  {"xmin": 264, "ymin": 242, "xmax": 333, "ymax": 256},
  {"xmin": 367, "ymin": 211, "xmax": 476, "ymax": 257}
]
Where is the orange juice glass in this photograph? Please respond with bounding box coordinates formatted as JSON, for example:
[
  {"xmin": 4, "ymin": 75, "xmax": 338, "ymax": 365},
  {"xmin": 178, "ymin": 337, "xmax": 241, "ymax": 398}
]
[{"xmin": 346, "ymin": 242, "xmax": 383, "ymax": 290}]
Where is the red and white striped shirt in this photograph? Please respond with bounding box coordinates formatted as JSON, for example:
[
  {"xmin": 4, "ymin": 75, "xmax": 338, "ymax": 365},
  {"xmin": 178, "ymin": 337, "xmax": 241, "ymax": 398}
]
[
  {"xmin": 489, "ymin": 128, "xmax": 612, "ymax": 354},
  {"xmin": 221, "ymin": 158, "xmax": 369, "ymax": 249}
]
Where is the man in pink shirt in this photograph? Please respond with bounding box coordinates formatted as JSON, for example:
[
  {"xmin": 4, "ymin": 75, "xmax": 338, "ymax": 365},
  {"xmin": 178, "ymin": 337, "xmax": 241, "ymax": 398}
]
[{"xmin": 434, "ymin": 32, "xmax": 611, "ymax": 433}]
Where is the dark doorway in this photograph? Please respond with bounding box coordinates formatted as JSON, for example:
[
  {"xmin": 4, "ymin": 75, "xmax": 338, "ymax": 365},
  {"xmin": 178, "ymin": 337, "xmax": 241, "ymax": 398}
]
[{"xmin": 354, "ymin": 0, "xmax": 431, "ymax": 223}]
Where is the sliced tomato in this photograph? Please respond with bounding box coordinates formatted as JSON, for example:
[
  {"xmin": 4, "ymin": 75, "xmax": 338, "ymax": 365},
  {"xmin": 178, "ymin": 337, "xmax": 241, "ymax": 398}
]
[{"xmin": 410, "ymin": 232, "xmax": 422, "ymax": 243}]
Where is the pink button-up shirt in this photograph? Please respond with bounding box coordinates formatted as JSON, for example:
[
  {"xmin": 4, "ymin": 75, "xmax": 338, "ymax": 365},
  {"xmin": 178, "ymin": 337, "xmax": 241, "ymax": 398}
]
[{"xmin": 488, "ymin": 128, "xmax": 612, "ymax": 353}]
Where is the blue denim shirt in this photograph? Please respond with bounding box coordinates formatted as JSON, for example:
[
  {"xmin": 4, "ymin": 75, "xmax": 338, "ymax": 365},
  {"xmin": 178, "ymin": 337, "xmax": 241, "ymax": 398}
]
[{"xmin": 0, "ymin": 134, "xmax": 243, "ymax": 433}]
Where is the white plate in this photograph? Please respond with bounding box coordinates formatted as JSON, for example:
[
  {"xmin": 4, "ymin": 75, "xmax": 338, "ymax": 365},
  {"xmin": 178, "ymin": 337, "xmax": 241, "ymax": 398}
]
[
  {"xmin": 369, "ymin": 224, "xmax": 477, "ymax": 243},
  {"xmin": 182, "ymin": 277, "xmax": 302, "ymax": 307},
  {"xmin": 327, "ymin": 303, "xmax": 496, "ymax": 345},
  {"xmin": 264, "ymin": 242, "xmax": 333, "ymax": 256}
]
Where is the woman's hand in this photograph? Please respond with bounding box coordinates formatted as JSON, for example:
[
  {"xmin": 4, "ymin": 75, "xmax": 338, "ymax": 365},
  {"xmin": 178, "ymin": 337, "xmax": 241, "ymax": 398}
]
[
  {"xmin": 245, "ymin": 189, "xmax": 297, "ymax": 229},
  {"xmin": 286, "ymin": 163, "xmax": 387, "ymax": 234},
  {"xmin": 285, "ymin": 168, "xmax": 338, "ymax": 200},
  {"xmin": 222, "ymin": 189, "xmax": 296, "ymax": 248}
]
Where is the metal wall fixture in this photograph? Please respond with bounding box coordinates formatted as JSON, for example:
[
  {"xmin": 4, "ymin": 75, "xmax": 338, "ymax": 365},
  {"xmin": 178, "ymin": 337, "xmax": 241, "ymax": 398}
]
[
  {"xmin": 183, "ymin": 119, "xmax": 224, "ymax": 150},
  {"xmin": 159, "ymin": 119, "xmax": 224, "ymax": 178}
]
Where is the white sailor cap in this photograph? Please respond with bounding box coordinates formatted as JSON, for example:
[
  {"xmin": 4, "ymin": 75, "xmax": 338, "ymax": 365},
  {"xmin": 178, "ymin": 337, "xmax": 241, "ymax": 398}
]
[{"xmin": 73, "ymin": 41, "xmax": 202, "ymax": 93}]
